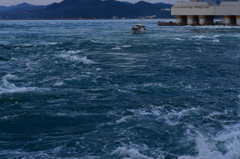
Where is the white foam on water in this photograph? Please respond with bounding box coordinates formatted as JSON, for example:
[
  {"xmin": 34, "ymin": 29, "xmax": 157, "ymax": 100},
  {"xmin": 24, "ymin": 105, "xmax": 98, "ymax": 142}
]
[
  {"xmin": 191, "ymin": 35, "xmax": 207, "ymax": 39},
  {"xmin": 0, "ymin": 74, "xmax": 37, "ymax": 95},
  {"xmin": 112, "ymin": 46, "xmax": 122, "ymax": 50},
  {"xmin": 0, "ymin": 149, "xmax": 49, "ymax": 159},
  {"xmin": 122, "ymin": 45, "xmax": 132, "ymax": 48},
  {"xmin": 96, "ymin": 68, "xmax": 102, "ymax": 71},
  {"xmin": 66, "ymin": 50, "xmax": 82, "ymax": 54},
  {"xmin": 10, "ymin": 57, "xmax": 19, "ymax": 61},
  {"xmin": 42, "ymin": 42, "xmax": 58, "ymax": 46},
  {"xmin": 178, "ymin": 130, "xmax": 240, "ymax": 159},
  {"xmin": 213, "ymin": 35, "xmax": 221, "ymax": 38},
  {"xmin": 58, "ymin": 53, "xmax": 95, "ymax": 64},
  {"xmin": 2, "ymin": 74, "xmax": 17, "ymax": 80},
  {"xmin": 21, "ymin": 44, "xmax": 34, "ymax": 47},
  {"xmin": 91, "ymin": 40, "xmax": 106, "ymax": 44},
  {"xmin": 69, "ymin": 55, "xmax": 82, "ymax": 61},
  {"xmin": 112, "ymin": 147, "xmax": 153, "ymax": 159},
  {"xmin": 80, "ymin": 56, "xmax": 95, "ymax": 64},
  {"xmin": 0, "ymin": 41, "xmax": 10, "ymax": 45},
  {"xmin": 191, "ymin": 35, "xmax": 220, "ymax": 42},
  {"xmin": 156, "ymin": 107, "xmax": 205, "ymax": 126},
  {"xmin": 0, "ymin": 114, "xmax": 18, "ymax": 120},
  {"xmin": 116, "ymin": 115, "xmax": 133, "ymax": 124},
  {"xmin": 202, "ymin": 111, "xmax": 222, "ymax": 121},
  {"xmin": 23, "ymin": 42, "xmax": 59, "ymax": 46},
  {"xmin": 159, "ymin": 114, "xmax": 180, "ymax": 126},
  {"xmin": 211, "ymin": 39, "xmax": 220, "ymax": 43},
  {"xmin": 52, "ymin": 146, "xmax": 64, "ymax": 154},
  {"xmin": 40, "ymin": 76, "xmax": 59, "ymax": 83},
  {"xmin": 55, "ymin": 113, "xmax": 67, "ymax": 116},
  {"xmin": 143, "ymin": 82, "xmax": 163, "ymax": 87},
  {"xmin": 174, "ymin": 38, "xmax": 184, "ymax": 41},
  {"xmin": 128, "ymin": 109, "xmax": 152, "ymax": 116},
  {"xmin": 194, "ymin": 42, "xmax": 201, "ymax": 45},
  {"xmin": 117, "ymin": 88, "xmax": 130, "ymax": 93},
  {"xmin": 53, "ymin": 81, "xmax": 64, "ymax": 86},
  {"xmin": 166, "ymin": 107, "xmax": 202, "ymax": 120}
]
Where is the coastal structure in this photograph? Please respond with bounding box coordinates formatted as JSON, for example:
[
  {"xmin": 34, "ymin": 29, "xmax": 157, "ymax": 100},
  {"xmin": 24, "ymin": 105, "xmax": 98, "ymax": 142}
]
[{"xmin": 171, "ymin": 0, "xmax": 240, "ymax": 25}]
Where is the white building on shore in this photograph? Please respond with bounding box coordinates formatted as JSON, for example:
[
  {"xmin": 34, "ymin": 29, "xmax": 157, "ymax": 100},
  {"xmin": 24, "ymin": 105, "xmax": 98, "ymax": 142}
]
[{"xmin": 171, "ymin": 0, "xmax": 240, "ymax": 25}]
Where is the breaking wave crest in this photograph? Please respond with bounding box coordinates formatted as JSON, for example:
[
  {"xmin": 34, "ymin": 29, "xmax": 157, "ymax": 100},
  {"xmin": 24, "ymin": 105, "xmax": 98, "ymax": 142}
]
[
  {"xmin": 112, "ymin": 147, "xmax": 153, "ymax": 159},
  {"xmin": 0, "ymin": 74, "xmax": 37, "ymax": 95},
  {"xmin": 179, "ymin": 131, "xmax": 240, "ymax": 159}
]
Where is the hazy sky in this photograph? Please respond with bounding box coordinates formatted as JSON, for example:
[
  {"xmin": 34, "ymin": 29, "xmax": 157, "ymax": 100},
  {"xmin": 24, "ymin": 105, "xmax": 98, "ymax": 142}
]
[{"xmin": 0, "ymin": 0, "xmax": 176, "ymax": 6}]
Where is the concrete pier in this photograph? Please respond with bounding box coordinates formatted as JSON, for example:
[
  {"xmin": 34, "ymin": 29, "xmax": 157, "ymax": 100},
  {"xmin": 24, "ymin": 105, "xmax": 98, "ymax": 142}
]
[
  {"xmin": 171, "ymin": 0, "xmax": 240, "ymax": 26},
  {"xmin": 187, "ymin": 15, "xmax": 194, "ymax": 25},
  {"xmin": 175, "ymin": 16, "xmax": 187, "ymax": 25},
  {"xmin": 236, "ymin": 16, "xmax": 240, "ymax": 25},
  {"xmin": 224, "ymin": 16, "xmax": 231, "ymax": 25},
  {"xmin": 198, "ymin": 16, "xmax": 206, "ymax": 25}
]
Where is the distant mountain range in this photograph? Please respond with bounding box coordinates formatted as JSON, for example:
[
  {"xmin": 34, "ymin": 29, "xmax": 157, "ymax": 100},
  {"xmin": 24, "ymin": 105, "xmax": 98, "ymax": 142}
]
[
  {"xmin": 0, "ymin": 2, "xmax": 46, "ymax": 13},
  {"xmin": 0, "ymin": 0, "xmax": 173, "ymax": 20}
]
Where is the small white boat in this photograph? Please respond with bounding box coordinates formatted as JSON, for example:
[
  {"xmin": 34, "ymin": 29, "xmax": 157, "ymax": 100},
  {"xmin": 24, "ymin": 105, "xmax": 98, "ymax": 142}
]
[{"xmin": 132, "ymin": 23, "xmax": 146, "ymax": 33}]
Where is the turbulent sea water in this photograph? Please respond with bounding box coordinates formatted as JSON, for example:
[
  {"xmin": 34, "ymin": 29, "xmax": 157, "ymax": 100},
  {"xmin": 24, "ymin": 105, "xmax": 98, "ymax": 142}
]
[{"xmin": 1, "ymin": 19, "xmax": 240, "ymax": 159}]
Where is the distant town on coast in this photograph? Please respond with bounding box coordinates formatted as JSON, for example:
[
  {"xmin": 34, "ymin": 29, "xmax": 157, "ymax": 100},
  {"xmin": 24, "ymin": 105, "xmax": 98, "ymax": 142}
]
[{"xmin": 0, "ymin": 0, "xmax": 173, "ymax": 20}]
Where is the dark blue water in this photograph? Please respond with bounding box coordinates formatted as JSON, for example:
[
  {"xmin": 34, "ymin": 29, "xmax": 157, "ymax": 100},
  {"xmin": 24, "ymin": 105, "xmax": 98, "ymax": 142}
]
[{"xmin": 0, "ymin": 20, "xmax": 240, "ymax": 159}]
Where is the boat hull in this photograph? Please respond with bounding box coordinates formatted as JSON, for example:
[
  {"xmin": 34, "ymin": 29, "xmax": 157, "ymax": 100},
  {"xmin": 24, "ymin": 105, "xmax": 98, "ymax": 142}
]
[{"xmin": 132, "ymin": 29, "xmax": 146, "ymax": 34}]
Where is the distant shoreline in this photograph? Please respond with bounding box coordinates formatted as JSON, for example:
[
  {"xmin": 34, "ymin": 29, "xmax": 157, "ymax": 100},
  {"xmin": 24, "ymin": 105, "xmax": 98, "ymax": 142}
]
[
  {"xmin": 0, "ymin": 18, "xmax": 175, "ymax": 21},
  {"xmin": 0, "ymin": 18, "xmax": 225, "ymax": 22}
]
